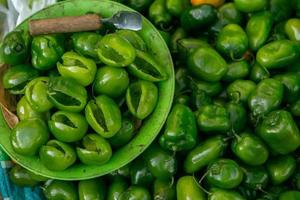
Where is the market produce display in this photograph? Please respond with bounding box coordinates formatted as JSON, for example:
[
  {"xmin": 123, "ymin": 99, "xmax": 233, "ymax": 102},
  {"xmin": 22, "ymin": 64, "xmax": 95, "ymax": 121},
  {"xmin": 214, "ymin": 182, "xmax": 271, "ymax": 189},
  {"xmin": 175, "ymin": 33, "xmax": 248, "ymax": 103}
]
[{"xmin": 2, "ymin": 0, "xmax": 300, "ymax": 199}]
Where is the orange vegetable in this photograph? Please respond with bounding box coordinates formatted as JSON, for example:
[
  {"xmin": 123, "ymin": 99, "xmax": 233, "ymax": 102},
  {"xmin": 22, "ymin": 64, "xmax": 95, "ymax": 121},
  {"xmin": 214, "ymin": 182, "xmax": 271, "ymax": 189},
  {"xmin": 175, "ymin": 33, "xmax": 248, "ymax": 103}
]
[{"xmin": 191, "ymin": 0, "xmax": 224, "ymax": 7}]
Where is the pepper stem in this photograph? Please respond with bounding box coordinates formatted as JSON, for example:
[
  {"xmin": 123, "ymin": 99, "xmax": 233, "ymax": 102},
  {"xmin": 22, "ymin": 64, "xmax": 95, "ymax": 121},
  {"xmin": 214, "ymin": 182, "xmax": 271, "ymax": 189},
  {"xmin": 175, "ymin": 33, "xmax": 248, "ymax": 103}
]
[{"xmin": 194, "ymin": 172, "xmax": 212, "ymax": 195}]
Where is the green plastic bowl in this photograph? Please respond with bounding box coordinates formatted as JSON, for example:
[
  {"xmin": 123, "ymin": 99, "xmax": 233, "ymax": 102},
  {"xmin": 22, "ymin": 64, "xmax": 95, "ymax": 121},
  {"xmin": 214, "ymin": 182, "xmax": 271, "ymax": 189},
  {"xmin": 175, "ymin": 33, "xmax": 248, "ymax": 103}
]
[{"xmin": 0, "ymin": 0, "xmax": 174, "ymax": 180}]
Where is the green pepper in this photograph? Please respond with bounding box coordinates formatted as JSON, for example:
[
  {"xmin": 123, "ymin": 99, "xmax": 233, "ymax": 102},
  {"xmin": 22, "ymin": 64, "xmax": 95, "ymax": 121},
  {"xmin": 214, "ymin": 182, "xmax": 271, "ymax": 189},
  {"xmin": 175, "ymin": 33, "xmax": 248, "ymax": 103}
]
[
  {"xmin": 249, "ymin": 62, "xmax": 270, "ymax": 83},
  {"xmin": 9, "ymin": 165, "xmax": 39, "ymax": 187},
  {"xmin": 79, "ymin": 178, "xmax": 106, "ymax": 200},
  {"xmin": 218, "ymin": 3, "xmax": 244, "ymax": 25},
  {"xmin": 226, "ymin": 80, "xmax": 256, "ymax": 104},
  {"xmin": 47, "ymin": 76, "xmax": 87, "ymax": 112},
  {"xmin": 159, "ymin": 104, "xmax": 197, "ymax": 152},
  {"xmin": 170, "ymin": 28, "xmax": 187, "ymax": 53},
  {"xmin": 237, "ymin": 187, "xmax": 257, "ymax": 200},
  {"xmin": 11, "ymin": 118, "xmax": 49, "ymax": 156},
  {"xmin": 248, "ymin": 78, "xmax": 283, "ymax": 117},
  {"xmin": 97, "ymin": 33, "xmax": 136, "ymax": 67},
  {"xmin": 242, "ymin": 165, "xmax": 269, "ymax": 190},
  {"xmin": 233, "ymin": 0, "xmax": 267, "ymax": 13},
  {"xmin": 176, "ymin": 176, "xmax": 205, "ymax": 200},
  {"xmin": 197, "ymin": 104, "xmax": 230, "ymax": 133},
  {"xmin": 31, "ymin": 35, "xmax": 65, "ymax": 71},
  {"xmin": 126, "ymin": 80, "xmax": 158, "ymax": 120},
  {"xmin": 188, "ymin": 47, "xmax": 227, "ymax": 82},
  {"xmin": 256, "ymin": 40, "xmax": 300, "ymax": 69},
  {"xmin": 191, "ymin": 89, "xmax": 212, "ymax": 110},
  {"xmin": 149, "ymin": 0, "xmax": 172, "ymax": 29},
  {"xmin": 290, "ymin": 99, "xmax": 300, "ymax": 117},
  {"xmin": 175, "ymin": 68, "xmax": 189, "ymax": 94},
  {"xmin": 256, "ymin": 110, "xmax": 300, "ymax": 154},
  {"xmin": 174, "ymin": 95, "xmax": 191, "ymax": 106},
  {"xmin": 16, "ymin": 96, "xmax": 47, "ymax": 121},
  {"xmin": 246, "ymin": 11, "xmax": 273, "ymax": 51},
  {"xmin": 116, "ymin": 30, "xmax": 147, "ymax": 52},
  {"xmin": 119, "ymin": 186, "xmax": 151, "ymax": 200},
  {"xmin": 0, "ymin": 30, "xmax": 30, "ymax": 65},
  {"xmin": 76, "ymin": 134, "xmax": 112, "ymax": 165},
  {"xmin": 57, "ymin": 51, "xmax": 97, "ymax": 86},
  {"xmin": 107, "ymin": 176, "xmax": 128, "ymax": 200},
  {"xmin": 266, "ymin": 155, "xmax": 296, "ymax": 185},
  {"xmin": 206, "ymin": 158, "xmax": 243, "ymax": 189},
  {"xmin": 223, "ymin": 61, "xmax": 250, "ymax": 82},
  {"xmin": 71, "ymin": 32, "xmax": 102, "ymax": 61},
  {"xmin": 270, "ymin": 0, "xmax": 292, "ymax": 22},
  {"xmin": 25, "ymin": 77, "xmax": 53, "ymax": 112},
  {"xmin": 181, "ymin": 5, "xmax": 217, "ymax": 31},
  {"xmin": 130, "ymin": 158, "xmax": 154, "ymax": 187},
  {"xmin": 93, "ymin": 66, "xmax": 129, "ymax": 98},
  {"xmin": 274, "ymin": 73, "xmax": 300, "ymax": 104},
  {"xmin": 2, "ymin": 64, "xmax": 39, "ymax": 94},
  {"xmin": 43, "ymin": 180, "xmax": 78, "ymax": 200},
  {"xmin": 109, "ymin": 118, "xmax": 135, "ymax": 148},
  {"xmin": 109, "ymin": 165, "xmax": 131, "ymax": 179},
  {"xmin": 177, "ymin": 38, "xmax": 210, "ymax": 62},
  {"xmin": 128, "ymin": 50, "xmax": 167, "ymax": 82},
  {"xmin": 184, "ymin": 135, "xmax": 228, "ymax": 173},
  {"xmin": 285, "ymin": 18, "xmax": 300, "ymax": 41},
  {"xmin": 208, "ymin": 188, "xmax": 245, "ymax": 200},
  {"xmin": 143, "ymin": 144, "xmax": 177, "ymax": 180},
  {"xmin": 231, "ymin": 132, "xmax": 269, "ymax": 165},
  {"xmin": 279, "ymin": 191, "xmax": 300, "ymax": 200},
  {"xmin": 85, "ymin": 95, "xmax": 121, "ymax": 138},
  {"xmin": 166, "ymin": 0, "xmax": 189, "ymax": 17},
  {"xmin": 127, "ymin": 0, "xmax": 153, "ymax": 12},
  {"xmin": 271, "ymin": 21, "xmax": 288, "ymax": 41},
  {"xmin": 190, "ymin": 78, "xmax": 222, "ymax": 97},
  {"xmin": 153, "ymin": 179, "xmax": 176, "ymax": 200},
  {"xmin": 216, "ymin": 24, "xmax": 248, "ymax": 59},
  {"xmin": 226, "ymin": 102, "xmax": 247, "ymax": 133},
  {"xmin": 39, "ymin": 140, "xmax": 76, "ymax": 171},
  {"xmin": 48, "ymin": 111, "xmax": 88, "ymax": 143}
]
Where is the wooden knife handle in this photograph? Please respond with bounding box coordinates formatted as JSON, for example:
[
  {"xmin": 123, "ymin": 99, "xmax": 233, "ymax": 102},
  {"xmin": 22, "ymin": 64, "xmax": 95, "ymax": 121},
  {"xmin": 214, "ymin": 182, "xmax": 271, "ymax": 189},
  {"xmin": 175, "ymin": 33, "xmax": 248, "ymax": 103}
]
[{"xmin": 29, "ymin": 14, "xmax": 102, "ymax": 36}]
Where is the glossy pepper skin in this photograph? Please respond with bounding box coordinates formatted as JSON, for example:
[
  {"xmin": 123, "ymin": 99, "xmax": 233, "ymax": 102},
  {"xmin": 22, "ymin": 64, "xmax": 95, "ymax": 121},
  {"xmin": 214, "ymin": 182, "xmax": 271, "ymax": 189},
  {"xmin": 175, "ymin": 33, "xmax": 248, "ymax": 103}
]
[
  {"xmin": 149, "ymin": 0, "xmax": 172, "ymax": 29},
  {"xmin": 270, "ymin": 0, "xmax": 292, "ymax": 22},
  {"xmin": 166, "ymin": 0, "xmax": 189, "ymax": 16},
  {"xmin": 77, "ymin": 134, "xmax": 112, "ymax": 165},
  {"xmin": 197, "ymin": 104, "xmax": 230, "ymax": 133},
  {"xmin": 78, "ymin": 178, "xmax": 106, "ymax": 200},
  {"xmin": 109, "ymin": 118, "xmax": 135, "ymax": 148},
  {"xmin": 130, "ymin": 158, "xmax": 154, "ymax": 187},
  {"xmin": 119, "ymin": 186, "xmax": 151, "ymax": 200},
  {"xmin": 177, "ymin": 38, "xmax": 210, "ymax": 62},
  {"xmin": 216, "ymin": 24, "xmax": 248, "ymax": 59},
  {"xmin": 25, "ymin": 77, "xmax": 53, "ymax": 112},
  {"xmin": 85, "ymin": 95, "xmax": 121, "ymax": 138},
  {"xmin": 143, "ymin": 144, "xmax": 177, "ymax": 180},
  {"xmin": 274, "ymin": 73, "xmax": 300, "ymax": 104},
  {"xmin": 190, "ymin": 78, "xmax": 222, "ymax": 97},
  {"xmin": 0, "ymin": 30, "xmax": 30, "ymax": 65},
  {"xmin": 249, "ymin": 62, "xmax": 270, "ymax": 83},
  {"xmin": 48, "ymin": 111, "xmax": 88, "ymax": 143},
  {"xmin": 9, "ymin": 165, "xmax": 39, "ymax": 187},
  {"xmin": 153, "ymin": 179, "xmax": 176, "ymax": 200},
  {"xmin": 246, "ymin": 11, "xmax": 273, "ymax": 51},
  {"xmin": 47, "ymin": 76, "xmax": 88, "ymax": 112},
  {"xmin": 231, "ymin": 132, "xmax": 269, "ymax": 166},
  {"xmin": 57, "ymin": 51, "xmax": 97, "ymax": 86},
  {"xmin": 242, "ymin": 165, "xmax": 269, "ymax": 190},
  {"xmin": 176, "ymin": 176, "xmax": 205, "ymax": 200},
  {"xmin": 159, "ymin": 104, "xmax": 198, "ymax": 152},
  {"xmin": 248, "ymin": 78, "xmax": 283, "ymax": 117},
  {"xmin": 43, "ymin": 180, "xmax": 78, "ymax": 200},
  {"xmin": 31, "ymin": 35, "xmax": 65, "ymax": 71},
  {"xmin": 223, "ymin": 60, "xmax": 250, "ymax": 82},
  {"xmin": 184, "ymin": 135, "xmax": 227, "ymax": 173},
  {"xmin": 126, "ymin": 80, "xmax": 158, "ymax": 120},
  {"xmin": 226, "ymin": 80, "xmax": 256, "ymax": 104},
  {"xmin": 71, "ymin": 32, "xmax": 102, "ymax": 60},
  {"xmin": 206, "ymin": 159, "xmax": 243, "ymax": 189},
  {"xmin": 97, "ymin": 33, "xmax": 136, "ymax": 67},
  {"xmin": 39, "ymin": 140, "xmax": 76, "ymax": 171},
  {"xmin": 285, "ymin": 18, "xmax": 300, "ymax": 41},
  {"xmin": 181, "ymin": 5, "xmax": 217, "ymax": 31},
  {"xmin": 107, "ymin": 176, "xmax": 128, "ymax": 200},
  {"xmin": 256, "ymin": 40, "xmax": 300, "ymax": 69},
  {"xmin": 233, "ymin": 0, "xmax": 267, "ymax": 13},
  {"xmin": 11, "ymin": 118, "xmax": 49, "ymax": 156},
  {"xmin": 208, "ymin": 188, "xmax": 245, "ymax": 200},
  {"xmin": 226, "ymin": 102, "xmax": 247, "ymax": 133},
  {"xmin": 16, "ymin": 96, "xmax": 47, "ymax": 121},
  {"xmin": 266, "ymin": 155, "xmax": 296, "ymax": 185},
  {"xmin": 2, "ymin": 64, "xmax": 39, "ymax": 95},
  {"xmin": 256, "ymin": 110, "xmax": 300, "ymax": 154},
  {"xmin": 188, "ymin": 47, "xmax": 227, "ymax": 82}
]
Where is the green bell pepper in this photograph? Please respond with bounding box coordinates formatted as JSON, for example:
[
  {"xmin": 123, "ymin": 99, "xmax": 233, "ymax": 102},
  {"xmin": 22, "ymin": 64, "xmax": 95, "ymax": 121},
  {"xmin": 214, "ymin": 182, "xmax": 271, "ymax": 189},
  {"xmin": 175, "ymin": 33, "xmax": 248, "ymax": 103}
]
[
  {"xmin": 184, "ymin": 135, "xmax": 228, "ymax": 173},
  {"xmin": 270, "ymin": 0, "xmax": 292, "ymax": 22},
  {"xmin": 285, "ymin": 18, "xmax": 300, "ymax": 41},
  {"xmin": 223, "ymin": 60, "xmax": 250, "ymax": 82},
  {"xmin": 119, "ymin": 186, "xmax": 151, "ymax": 200},
  {"xmin": 290, "ymin": 99, "xmax": 300, "ymax": 117},
  {"xmin": 109, "ymin": 118, "xmax": 135, "ymax": 148},
  {"xmin": 116, "ymin": 30, "xmax": 147, "ymax": 52},
  {"xmin": 242, "ymin": 165, "xmax": 269, "ymax": 190},
  {"xmin": 16, "ymin": 96, "xmax": 47, "ymax": 121},
  {"xmin": 107, "ymin": 176, "xmax": 128, "ymax": 200},
  {"xmin": 149, "ymin": 0, "xmax": 172, "ymax": 29},
  {"xmin": 48, "ymin": 110, "xmax": 88, "ymax": 142},
  {"xmin": 279, "ymin": 191, "xmax": 300, "ymax": 200},
  {"xmin": 159, "ymin": 104, "xmax": 198, "ymax": 152},
  {"xmin": 208, "ymin": 188, "xmax": 245, "ymax": 200},
  {"xmin": 31, "ymin": 35, "xmax": 65, "ymax": 71},
  {"xmin": 170, "ymin": 28, "xmax": 187, "ymax": 53},
  {"xmin": 57, "ymin": 51, "xmax": 97, "ymax": 86},
  {"xmin": 226, "ymin": 102, "xmax": 247, "ymax": 133},
  {"xmin": 130, "ymin": 158, "xmax": 154, "ymax": 187},
  {"xmin": 39, "ymin": 140, "xmax": 76, "ymax": 171},
  {"xmin": 127, "ymin": 0, "xmax": 153, "ymax": 12},
  {"xmin": 9, "ymin": 165, "xmax": 39, "ymax": 187},
  {"xmin": 78, "ymin": 178, "xmax": 106, "ymax": 200},
  {"xmin": 274, "ymin": 73, "xmax": 300, "ymax": 104},
  {"xmin": 226, "ymin": 80, "xmax": 256, "ymax": 104},
  {"xmin": 249, "ymin": 62, "xmax": 270, "ymax": 83},
  {"xmin": 76, "ymin": 134, "xmax": 112, "ymax": 165},
  {"xmin": 233, "ymin": 0, "xmax": 267, "ymax": 13},
  {"xmin": 154, "ymin": 179, "xmax": 176, "ymax": 200},
  {"xmin": 177, "ymin": 38, "xmax": 210, "ymax": 62},
  {"xmin": 11, "ymin": 118, "xmax": 49, "ymax": 156},
  {"xmin": 176, "ymin": 176, "xmax": 205, "ymax": 200},
  {"xmin": 190, "ymin": 78, "xmax": 222, "ymax": 97},
  {"xmin": 43, "ymin": 180, "xmax": 78, "ymax": 200},
  {"xmin": 166, "ymin": 0, "xmax": 189, "ymax": 16},
  {"xmin": 256, "ymin": 110, "xmax": 300, "ymax": 154}
]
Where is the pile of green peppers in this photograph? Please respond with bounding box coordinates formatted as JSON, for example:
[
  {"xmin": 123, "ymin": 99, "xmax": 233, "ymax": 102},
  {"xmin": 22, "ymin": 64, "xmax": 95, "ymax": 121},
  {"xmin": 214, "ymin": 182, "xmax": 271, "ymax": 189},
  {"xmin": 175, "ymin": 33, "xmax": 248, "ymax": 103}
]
[
  {"xmin": 5, "ymin": 0, "xmax": 300, "ymax": 199},
  {"xmin": 1, "ymin": 24, "xmax": 168, "ymax": 171}
]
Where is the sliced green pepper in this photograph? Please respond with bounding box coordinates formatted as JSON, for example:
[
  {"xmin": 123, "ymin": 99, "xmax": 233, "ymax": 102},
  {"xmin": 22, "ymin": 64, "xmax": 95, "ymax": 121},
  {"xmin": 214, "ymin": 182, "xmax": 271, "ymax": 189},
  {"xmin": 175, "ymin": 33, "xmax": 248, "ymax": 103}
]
[
  {"xmin": 16, "ymin": 96, "xmax": 47, "ymax": 121},
  {"xmin": 116, "ymin": 30, "xmax": 147, "ymax": 51}
]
